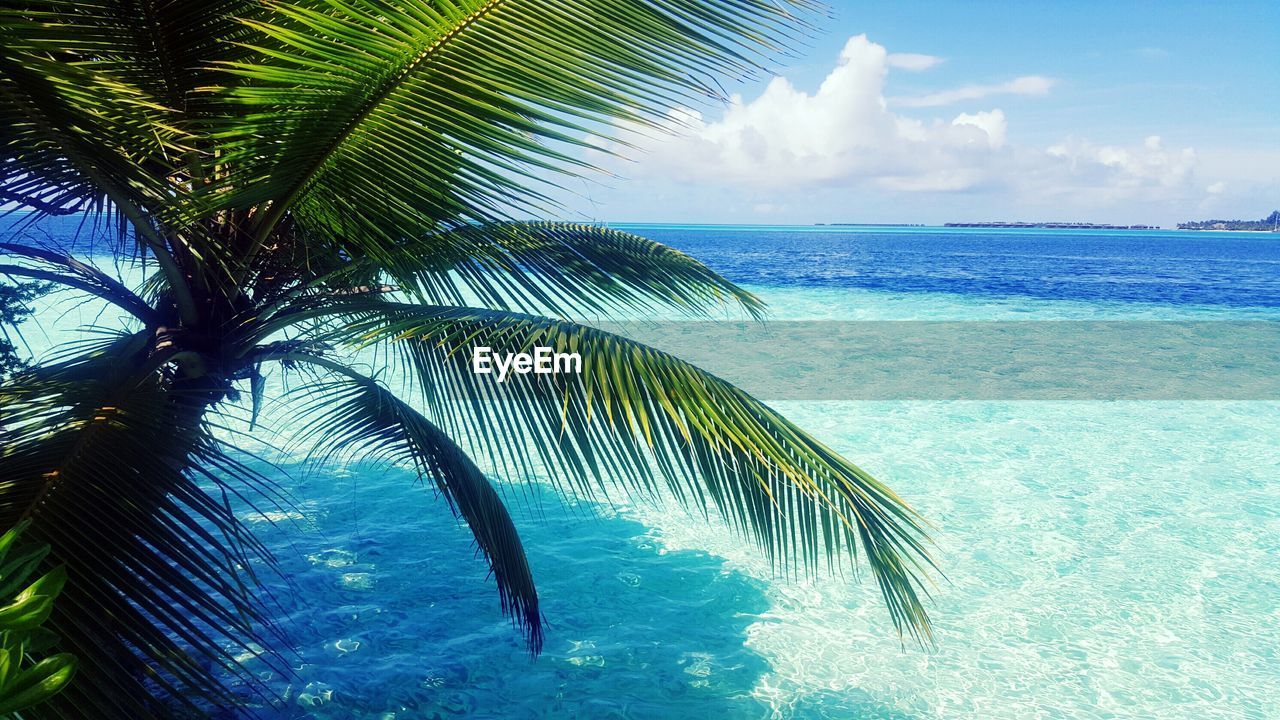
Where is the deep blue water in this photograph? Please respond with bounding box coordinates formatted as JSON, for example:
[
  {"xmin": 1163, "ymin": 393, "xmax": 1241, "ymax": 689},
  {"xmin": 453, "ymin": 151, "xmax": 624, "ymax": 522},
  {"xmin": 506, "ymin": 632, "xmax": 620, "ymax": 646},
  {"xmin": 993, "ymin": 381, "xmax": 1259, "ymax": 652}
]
[
  {"xmin": 6, "ymin": 216, "xmax": 1280, "ymax": 308},
  {"xmin": 619, "ymin": 224, "xmax": 1280, "ymax": 308}
]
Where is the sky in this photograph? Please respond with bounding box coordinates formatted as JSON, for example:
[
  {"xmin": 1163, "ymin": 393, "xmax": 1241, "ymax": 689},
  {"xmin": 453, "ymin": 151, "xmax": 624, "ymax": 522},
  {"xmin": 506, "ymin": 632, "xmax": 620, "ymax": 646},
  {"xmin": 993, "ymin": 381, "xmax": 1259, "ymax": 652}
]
[{"xmin": 549, "ymin": 0, "xmax": 1280, "ymax": 226}]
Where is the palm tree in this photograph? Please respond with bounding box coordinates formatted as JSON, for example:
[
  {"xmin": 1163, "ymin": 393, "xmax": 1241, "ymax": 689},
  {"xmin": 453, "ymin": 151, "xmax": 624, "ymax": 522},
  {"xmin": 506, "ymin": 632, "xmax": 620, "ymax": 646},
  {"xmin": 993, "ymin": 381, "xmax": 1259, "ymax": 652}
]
[{"xmin": 0, "ymin": 1, "xmax": 934, "ymax": 717}]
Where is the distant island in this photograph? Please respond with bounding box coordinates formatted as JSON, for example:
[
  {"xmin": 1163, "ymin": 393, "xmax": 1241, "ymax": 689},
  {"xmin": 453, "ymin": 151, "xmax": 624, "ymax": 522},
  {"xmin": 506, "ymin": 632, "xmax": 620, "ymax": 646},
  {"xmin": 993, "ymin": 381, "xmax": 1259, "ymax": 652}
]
[
  {"xmin": 1178, "ymin": 211, "xmax": 1280, "ymax": 231},
  {"xmin": 943, "ymin": 221, "xmax": 1159, "ymax": 230}
]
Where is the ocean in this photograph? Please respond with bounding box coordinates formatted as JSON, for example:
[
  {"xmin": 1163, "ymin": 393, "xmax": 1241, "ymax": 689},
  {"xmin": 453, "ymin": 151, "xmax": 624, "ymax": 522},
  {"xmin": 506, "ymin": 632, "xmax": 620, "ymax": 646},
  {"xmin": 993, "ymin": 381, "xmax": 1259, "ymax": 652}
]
[{"xmin": 11, "ymin": 224, "xmax": 1280, "ymax": 719}]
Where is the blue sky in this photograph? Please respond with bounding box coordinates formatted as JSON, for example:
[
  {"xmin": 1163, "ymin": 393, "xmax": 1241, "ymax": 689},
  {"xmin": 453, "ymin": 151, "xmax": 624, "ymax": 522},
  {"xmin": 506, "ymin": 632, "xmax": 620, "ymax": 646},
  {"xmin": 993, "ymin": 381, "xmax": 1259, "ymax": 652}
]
[{"xmin": 551, "ymin": 0, "xmax": 1280, "ymax": 226}]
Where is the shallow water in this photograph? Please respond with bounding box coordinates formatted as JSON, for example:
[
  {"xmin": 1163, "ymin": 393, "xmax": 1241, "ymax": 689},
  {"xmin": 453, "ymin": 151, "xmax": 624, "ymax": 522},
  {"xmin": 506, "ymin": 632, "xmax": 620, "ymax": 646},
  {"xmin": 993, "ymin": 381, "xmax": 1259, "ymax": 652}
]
[
  {"xmin": 233, "ymin": 397, "xmax": 1279, "ymax": 720},
  {"xmin": 9, "ymin": 223, "xmax": 1280, "ymax": 719}
]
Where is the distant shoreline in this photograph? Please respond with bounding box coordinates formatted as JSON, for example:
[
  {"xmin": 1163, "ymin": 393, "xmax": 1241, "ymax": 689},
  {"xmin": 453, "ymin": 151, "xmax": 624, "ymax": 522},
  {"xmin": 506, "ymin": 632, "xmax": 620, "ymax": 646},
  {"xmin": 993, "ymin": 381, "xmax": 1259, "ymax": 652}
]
[
  {"xmin": 942, "ymin": 222, "xmax": 1160, "ymax": 230},
  {"xmin": 812, "ymin": 221, "xmax": 1165, "ymax": 230},
  {"xmin": 1175, "ymin": 227, "xmax": 1279, "ymax": 233},
  {"xmin": 1178, "ymin": 211, "xmax": 1280, "ymax": 232}
]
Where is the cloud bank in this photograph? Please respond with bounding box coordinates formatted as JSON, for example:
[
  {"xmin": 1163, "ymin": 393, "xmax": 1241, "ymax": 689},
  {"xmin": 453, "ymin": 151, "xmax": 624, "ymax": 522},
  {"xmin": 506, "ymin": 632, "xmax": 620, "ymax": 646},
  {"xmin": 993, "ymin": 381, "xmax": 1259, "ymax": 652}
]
[{"xmin": 601, "ymin": 35, "xmax": 1222, "ymax": 215}]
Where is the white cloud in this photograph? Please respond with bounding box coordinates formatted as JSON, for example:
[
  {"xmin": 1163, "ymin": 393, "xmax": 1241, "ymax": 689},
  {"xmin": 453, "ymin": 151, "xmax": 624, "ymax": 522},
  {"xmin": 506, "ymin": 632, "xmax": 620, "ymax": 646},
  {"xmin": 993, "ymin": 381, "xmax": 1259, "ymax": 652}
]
[
  {"xmin": 1207, "ymin": 181, "xmax": 1226, "ymax": 195},
  {"xmin": 953, "ymin": 110, "xmax": 1007, "ymax": 149},
  {"xmin": 595, "ymin": 35, "xmax": 1218, "ymax": 212},
  {"xmin": 605, "ymin": 35, "xmax": 1012, "ymax": 191},
  {"xmin": 892, "ymin": 75, "xmax": 1056, "ymax": 108},
  {"xmin": 886, "ymin": 52, "xmax": 943, "ymax": 71},
  {"xmin": 1042, "ymin": 135, "xmax": 1196, "ymax": 195}
]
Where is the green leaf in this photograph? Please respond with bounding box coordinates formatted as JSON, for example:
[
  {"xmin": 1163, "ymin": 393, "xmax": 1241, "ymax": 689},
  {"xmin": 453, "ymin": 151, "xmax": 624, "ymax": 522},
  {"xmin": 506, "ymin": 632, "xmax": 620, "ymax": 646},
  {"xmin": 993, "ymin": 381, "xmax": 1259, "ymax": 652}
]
[
  {"xmin": 0, "ymin": 653, "xmax": 78, "ymax": 716},
  {"xmin": 0, "ymin": 545, "xmax": 48, "ymax": 601},
  {"xmin": 0, "ymin": 520, "xmax": 30, "ymax": 567},
  {"xmin": 0, "ymin": 522, "xmax": 75, "ymax": 714},
  {"xmin": 0, "ymin": 646, "xmax": 14, "ymax": 691},
  {"xmin": 14, "ymin": 566, "xmax": 66, "ymax": 604},
  {"xmin": 13, "ymin": 628, "xmax": 60, "ymax": 655},
  {"xmin": 0, "ymin": 593, "xmax": 55, "ymax": 632}
]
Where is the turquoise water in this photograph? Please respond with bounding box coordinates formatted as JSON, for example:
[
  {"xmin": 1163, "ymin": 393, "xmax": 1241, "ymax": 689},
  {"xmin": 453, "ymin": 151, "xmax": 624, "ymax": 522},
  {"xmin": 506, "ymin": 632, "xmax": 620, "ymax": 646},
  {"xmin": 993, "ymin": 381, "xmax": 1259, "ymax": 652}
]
[{"xmin": 13, "ymin": 225, "xmax": 1280, "ymax": 719}]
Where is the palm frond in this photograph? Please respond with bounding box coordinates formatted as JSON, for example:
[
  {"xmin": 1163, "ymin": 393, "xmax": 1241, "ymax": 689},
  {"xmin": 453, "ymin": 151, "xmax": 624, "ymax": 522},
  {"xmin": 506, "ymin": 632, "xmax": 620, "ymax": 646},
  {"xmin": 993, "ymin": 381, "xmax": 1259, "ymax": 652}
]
[
  {"xmin": 352, "ymin": 221, "xmax": 765, "ymax": 318},
  {"xmin": 275, "ymin": 352, "xmax": 543, "ymax": 652},
  {"xmin": 0, "ymin": 244, "xmax": 157, "ymax": 323},
  {"xmin": 213, "ymin": 0, "xmax": 818, "ymax": 258},
  {"xmin": 0, "ymin": 1, "xmax": 259, "ymax": 105},
  {"xmin": 302, "ymin": 300, "xmax": 935, "ymax": 642},
  {"xmin": 0, "ymin": 3, "xmax": 222, "ymax": 318},
  {"xmin": 0, "ymin": 22, "xmax": 188, "ymax": 218}
]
